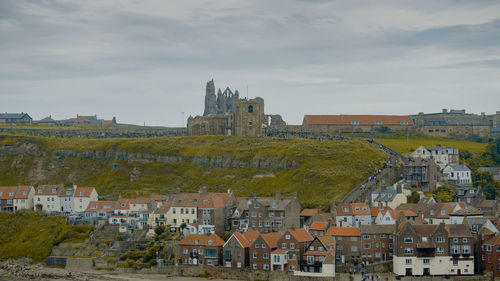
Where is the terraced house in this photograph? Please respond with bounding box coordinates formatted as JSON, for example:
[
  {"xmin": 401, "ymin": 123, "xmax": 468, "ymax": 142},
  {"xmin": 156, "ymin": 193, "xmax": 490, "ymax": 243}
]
[
  {"xmin": 326, "ymin": 226, "xmax": 361, "ymax": 266},
  {"xmin": 249, "ymin": 232, "xmax": 282, "ymax": 270},
  {"xmin": 393, "ymin": 222, "xmax": 473, "ymax": 276},
  {"xmin": 223, "ymin": 231, "xmax": 259, "ymax": 269},
  {"xmin": 179, "ymin": 233, "xmax": 225, "ymax": 266},
  {"xmin": 231, "ymin": 191, "xmax": 301, "ymax": 233},
  {"xmin": 34, "ymin": 185, "xmax": 64, "ymax": 212},
  {"xmin": 333, "ymin": 202, "xmax": 371, "ymax": 227},
  {"xmin": 13, "ymin": 185, "xmax": 35, "ymax": 211},
  {"xmin": 272, "ymin": 228, "xmax": 313, "ymax": 271},
  {"xmin": 197, "ymin": 189, "xmax": 238, "ymax": 236},
  {"xmin": 360, "ymin": 224, "xmax": 395, "ymax": 263},
  {"xmin": 300, "ymin": 235, "xmax": 335, "ymax": 276},
  {"xmin": 0, "ymin": 186, "xmax": 17, "ymax": 212}
]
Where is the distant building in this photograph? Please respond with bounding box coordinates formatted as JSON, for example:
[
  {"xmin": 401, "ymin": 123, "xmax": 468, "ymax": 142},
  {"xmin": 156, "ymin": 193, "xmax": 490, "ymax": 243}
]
[
  {"xmin": 412, "ymin": 109, "xmax": 491, "ymax": 138},
  {"xmin": 0, "ymin": 112, "xmax": 32, "ymax": 125},
  {"xmin": 442, "ymin": 164, "xmax": 472, "ymax": 186},
  {"xmin": 410, "ymin": 145, "xmax": 459, "ymax": 169},
  {"xmin": 301, "ymin": 114, "xmax": 413, "ymax": 134},
  {"xmin": 403, "ymin": 157, "xmax": 440, "ymax": 190}
]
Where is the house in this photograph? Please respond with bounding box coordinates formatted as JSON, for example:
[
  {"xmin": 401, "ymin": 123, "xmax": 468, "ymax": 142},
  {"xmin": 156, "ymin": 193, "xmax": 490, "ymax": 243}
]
[
  {"xmin": 150, "ymin": 204, "xmax": 170, "ymax": 227},
  {"xmin": 482, "ymin": 235, "xmax": 500, "ymax": 276},
  {"xmin": 443, "ymin": 164, "xmax": 472, "ymax": 186},
  {"xmin": 0, "ymin": 186, "xmax": 17, "ymax": 212},
  {"xmin": 309, "ymin": 221, "xmax": 329, "ymax": 237},
  {"xmin": 165, "ymin": 193, "xmax": 200, "ymax": 228},
  {"xmin": 360, "ymin": 224, "xmax": 395, "ymax": 263},
  {"xmin": 326, "ymin": 226, "xmax": 361, "ymax": 266},
  {"xmin": 83, "ymin": 201, "xmax": 115, "ymax": 220},
  {"xmin": 404, "ymin": 157, "xmax": 440, "ymax": 190},
  {"xmin": 59, "ymin": 188, "xmax": 75, "ymax": 213},
  {"xmin": 300, "ymin": 208, "xmax": 321, "ymax": 228},
  {"xmin": 425, "ymin": 202, "xmax": 465, "ymax": 225},
  {"xmin": 250, "ymin": 232, "xmax": 282, "ymax": 270},
  {"xmin": 34, "ymin": 185, "xmax": 64, "ymax": 213},
  {"xmin": 418, "ymin": 196, "xmax": 436, "ymax": 205},
  {"xmin": 449, "ymin": 206, "xmax": 483, "ymax": 224},
  {"xmin": 129, "ymin": 197, "xmax": 152, "ymax": 214},
  {"xmin": 477, "ymin": 199, "xmax": 498, "ymax": 217},
  {"xmin": 299, "ymin": 235, "xmax": 336, "ymax": 276},
  {"xmin": 73, "ymin": 186, "xmax": 98, "ymax": 212},
  {"xmin": 231, "ymin": 191, "xmax": 301, "ymax": 233},
  {"xmin": 455, "ymin": 187, "xmax": 485, "ymax": 207},
  {"xmin": 179, "ymin": 233, "xmax": 225, "ymax": 266},
  {"xmin": 197, "ymin": 189, "xmax": 238, "ymax": 235},
  {"xmin": 371, "ymin": 183, "xmax": 409, "ymax": 209},
  {"xmin": 393, "ymin": 222, "xmax": 473, "ymax": 276},
  {"xmin": 410, "ymin": 145, "xmax": 460, "ymax": 169},
  {"xmin": 272, "ymin": 228, "xmax": 313, "ymax": 271},
  {"xmin": 333, "ymin": 202, "xmax": 371, "ymax": 227},
  {"xmin": 113, "ymin": 199, "xmax": 130, "ymax": 216},
  {"xmin": 375, "ymin": 208, "xmax": 417, "ymax": 225},
  {"xmin": 223, "ymin": 231, "xmax": 259, "ymax": 268},
  {"xmin": 303, "ymin": 212, "xmax": 333, "ymax": 232},
  {"xmin": 13, "ymin": 185, "xmax": 35, "ymax": 211},
  {"xmin": 0, "ymin": 112, "xmax": 32, "ymax": 125}
]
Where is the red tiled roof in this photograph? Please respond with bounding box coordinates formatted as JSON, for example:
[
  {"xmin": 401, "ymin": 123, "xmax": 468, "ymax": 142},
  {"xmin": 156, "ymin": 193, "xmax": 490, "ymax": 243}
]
[
  {"xmin": 290, "ymin": 228, "xmax": 313, "ymax": 242},
  {"xmin": 130, "ymin": 197, "xmax": 152, "ymax": 204},
  {"xmin": 304, "ymin": 115, "xmax": 343, "ymax": 125},
  {"xmin": 300, "ymin": 208, "xmax": 321, "ymax": 217},
  {"xmin": 327, "ymin": 226, "xmax": 360, "ymax": 237},
  {"xmin": 14, "ymin": 186, "xmax": 33, "ymax": 199},
  {"xmin": 261, "ymin": 232, "xmax": 283, "ymax": 248},
  {"xmin": 74, "ymin": 187, "xmax": 94, "ymax": 197},
  {"xmin": 0, "ymin": 186, "xmax": 17, "ymax": 199},
  {"xmin": 233, "ymin": 232, "xmax": 251, "ymax": 248},
  {"xmin": 84, "ymin": 201, "xmax": 115, "ymax": 212},
  {"xmin": 115, "ymin": 199, "xmax": 130, "ymax": 210},
  {"xmin": 310, "ymin": 222, "xmax": 328, "ymax": 231},
  {"xmin": 179, "ymin": 234, "xmax": 225, "ymax": 247},
  {"xmin": 36, "ymin": 185, "xmax": 64, "ymax": 196},
  {"xmin": 242, "ymin": 231, "xmax": 260, "ymax": 244}
]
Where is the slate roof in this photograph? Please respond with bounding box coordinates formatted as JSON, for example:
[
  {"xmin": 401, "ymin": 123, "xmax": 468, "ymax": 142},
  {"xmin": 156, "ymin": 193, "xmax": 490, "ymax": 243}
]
[
  {"xmin": 444, "ymin": 164, "xmax": 470, "ymax": 172},
  {"xmin": 0, "ymin": 113, "xmax": 31, "ymax": 119}
]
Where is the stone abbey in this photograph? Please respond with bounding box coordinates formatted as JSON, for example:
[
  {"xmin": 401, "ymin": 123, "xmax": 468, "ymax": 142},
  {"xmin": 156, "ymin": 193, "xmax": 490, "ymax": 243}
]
[{"xmin": 187, "ymin": 80, "xmax": 279, "ymax": 137}]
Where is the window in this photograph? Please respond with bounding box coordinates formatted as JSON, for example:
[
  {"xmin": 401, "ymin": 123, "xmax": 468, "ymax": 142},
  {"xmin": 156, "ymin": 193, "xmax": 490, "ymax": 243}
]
[
  {"xmin": 263, "ymin": 253, "xmax": 269, "ymax": 259},
  {"xmin": 404, "ymin": 248, "xmax": 414, "ymax": 254},
  {"xmin": 405, "ymin": 259, "xmax": 412, "ymax": 265},
  {"xmin": 285, "ymin": 234, "xmax": 290, "ymax": 240},
  {"xmin": 248, "ymin": 105, "xmax": 253, "ymax": 113},
  {"xmin": 351, "ymin": 246, "xmax": 358, "ymax": 252},
  {"xmin": 453, "ymin": 238, "xmax": 458, "ymax": 243},
  {"xmin": 374, "ymin": 121, "xmax": 383, "ymax": 125},
  {"xmin": 452, "ymin": 245, "xmax": 460, "ymax": 254},
  {"xmin": 183, "ymin": 249, "xmax": 188, "ymax": 254},
  {"xmin": 350, "ymin": 120, "xmax": 359, "ymax": 125},
  {"xmin": 404, "ymin": 237, "xmax": 413, "ymax": 243},
  {"xmin": 274, "ymin": 255, "xmax": 281, "ymax": 263},
  {"xmin": 462, "ymin": 245, "xmax": 471, "ymax": 254},
  {"xmin": 436, "ymin": 237, "xmax": 445, "ymax": 243},
  {"xmin": 262, "ymin": 244, "xmax": 266, "ymax": 248},
  {"xmin": 253, "ymin": 264, "xmax": 257, "ymax": 270},
  {"xmin": 282, "ymin": 243, "xmax": 287, "ymax": 249},
  {"xmin": 309, "ymin": 246, "xmax": 314, "ymax": 251},
  {"xmin": 290, "ymin": 243, "xmax": 295, "ymax": 249},
  {"xmin": 462, "ymin": 238, "xmax": 468, "ymax": 243},
  {"xmin": 263, "ymin": 264, "xmax": 269, "ymax": 270},
  {"xmin": 288, "ymin": 253, "xmax": 295, "ymax": 260},
  {"xmin": 351, "ymin": 237, "xmax": 358, "ymax": 241},
  {"xmin": 307, "ymin": 256, "xmax": 314, "ymax": 265},
  {"xmin": 423, "ymin": 259, "xmax": 430, "ymax": 265},
  {"xmin": 364, "ymin": 244, "xmax": 371, "ymax": 249},
  {"xmin": 249, "ymin": 121, "xmax": 253, "ymax": 129},
  {"xmin": 253, "ymin": 253, "xmax": 257, "ymax": 259},
  {"xmin": 255, "ymin": 244, "xmax": 259, "ymax": 248},
  {"xmin": 363, "ymin": 235, "xmax": 370, "ymax": 240}
]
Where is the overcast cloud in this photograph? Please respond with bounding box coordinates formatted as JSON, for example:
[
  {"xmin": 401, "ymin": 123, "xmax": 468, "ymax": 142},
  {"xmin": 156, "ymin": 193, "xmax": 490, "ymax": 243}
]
[{"xmin": 1, "ymin": 0, "xmax": 500, "ymax": 126}]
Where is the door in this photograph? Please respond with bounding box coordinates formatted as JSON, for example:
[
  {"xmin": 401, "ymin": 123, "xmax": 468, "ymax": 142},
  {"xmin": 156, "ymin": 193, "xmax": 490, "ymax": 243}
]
[
  {"xmin": 405, "ymin": 268, "xmax": 412, "ymax": 276},
  {"xmin": 457, "ymin": 269, "xmax": 461, "ymax": 276},
  {"xmin": 423, "ymin": 268, "xmax": 430, "ymax": 276}
]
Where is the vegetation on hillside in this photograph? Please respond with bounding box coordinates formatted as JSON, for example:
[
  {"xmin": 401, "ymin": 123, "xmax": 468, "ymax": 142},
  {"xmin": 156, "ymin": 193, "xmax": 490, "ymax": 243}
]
[
  {"xmin": 375, "ymin": 135, "xmax": 489, "ymax": 154},
  {"xmin": 0, "ymin": 210, "xmax": 92, "ymax": 262},
  {"xmin": 0, "ymin": 135, "xmax": 387, "ymax": 208}
]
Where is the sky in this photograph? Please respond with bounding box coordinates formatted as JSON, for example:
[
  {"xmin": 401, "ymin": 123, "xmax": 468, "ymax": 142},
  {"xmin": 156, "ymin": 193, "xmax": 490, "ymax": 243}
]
[{"xmin": 1, "ymin": 0, "xmax": 500, "ymax": 127}]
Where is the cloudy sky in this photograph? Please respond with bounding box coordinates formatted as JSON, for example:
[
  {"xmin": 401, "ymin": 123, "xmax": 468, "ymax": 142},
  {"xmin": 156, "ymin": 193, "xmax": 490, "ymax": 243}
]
[{"xmin": 1, "ymin": 0, "xmax": 500, "ymax": 126}]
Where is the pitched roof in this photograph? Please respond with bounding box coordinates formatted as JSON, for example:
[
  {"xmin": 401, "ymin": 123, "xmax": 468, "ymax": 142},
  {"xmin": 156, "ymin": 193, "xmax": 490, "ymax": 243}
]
[
  {"xmin": 261, "ymin": 232, "xmax": 282, "ymax": 248},
  {"xmin": 445, "ymin": 224, "xmax": 473, "ymax": 238},
  {"xmin": 172, "ymin": 193, "xmax": 200, "ymax": 207},
  {"xmin": 129, "ymin": 197, "xmax": 152, "ymax": 204},
  {"xmin": 0, "ymin": 113, "xmax": 31, "ymax": 119},
  {"xmin": 360, "ymin": 224, "xmax": 395, "ymax": 234},
  {"xmin": 304, "ymin": 115, "xmax": 343, "ymax": 125},
  {"xmin": 232, "ymin": 232, "xmax": 251, "ymax": 248},
  {"xmin": 485, "ymin": 235, "xmax": 500, "ymax": 246},
  {"xmin": 336, "ymin": 203, "xmax": 370, "ymax": 216},
  {"xmin": 289, "ymin": 228, "xmax": 314, "ymax": 242},
  {"xmin": 0, "ymin": 186, "xmax": 17, "ymax": 199},
  {"xmin": 327, "ymin": 226, "xmax": 360, "ymax": 237},
  {"xmin": 84, "ymin": 201, "xmax": 115, "ymax": 212},
  {"xmin": 317, "ymin": 235, "xmax": 335, "ymax": 246},
  {"xmin": 179, "ymin": 234, "xmax": 225, "ymax": 246},
  {"xmin": 74, "ymin": 187, "xmax": 95, "ymax": 197},
  {"xmin": 35, "ymin": 185, "xmax": 64, "ymax": 196},
  {"xmin": 300, "ymin": 208, "xmax": 321, "ymax": 217},
  {"xmin": 14, "ymin": 186, "xmax": 33, "ymax": 199},
  {"xmin": 242, "ymin": 231, "xmax": 260, "ymax": 245},
  {"xmin": 115, "ymin": 199, "xmax": 130, "ymax": 210},
  {"xmin": 310, "ymin": 221, "xmax": 328, "ymax": 231}
]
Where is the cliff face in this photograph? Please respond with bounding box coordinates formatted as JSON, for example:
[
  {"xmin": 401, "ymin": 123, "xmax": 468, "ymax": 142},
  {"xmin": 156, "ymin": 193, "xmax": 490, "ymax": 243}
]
[{"xmin": 0, "ymin": 135, "xmax": 386, "ymax": 207}]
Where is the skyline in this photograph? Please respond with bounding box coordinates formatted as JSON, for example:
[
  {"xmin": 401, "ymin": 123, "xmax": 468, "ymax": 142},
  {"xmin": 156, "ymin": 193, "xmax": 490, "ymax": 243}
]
[{"xmin": 1, "ymin": 0, "xmax": 500, "ymax": 126}]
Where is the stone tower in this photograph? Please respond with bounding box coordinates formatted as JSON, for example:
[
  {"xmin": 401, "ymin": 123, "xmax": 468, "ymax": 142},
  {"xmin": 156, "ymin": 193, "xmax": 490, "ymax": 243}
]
[
  {"xmin": 233, "ymin": 97, "xmax": 267, "ymax": 137},
  {"xmin": 203, "ymin": 79, "xmax": 217, "ymax": 116}
]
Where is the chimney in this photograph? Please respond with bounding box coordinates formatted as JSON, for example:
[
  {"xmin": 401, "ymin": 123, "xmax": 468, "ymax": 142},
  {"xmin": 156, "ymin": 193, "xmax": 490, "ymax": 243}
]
[
  {"xmin": 442, "ymin": 109, "xmax": 448, "ymax": 113},
  {"xmin": 396, "ymin": 183, "xmax": 402, "ymax": 194},
  {"xmin": 198, "ymin": 186, "xmax": 207, "ymax": 196},
  {"xmin": 378, "ymin": 201, "xmax": 383, "ymax": 210}
]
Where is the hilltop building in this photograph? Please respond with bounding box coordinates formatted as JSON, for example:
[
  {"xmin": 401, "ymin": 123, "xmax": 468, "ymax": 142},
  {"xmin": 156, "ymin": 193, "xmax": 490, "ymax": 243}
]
[
  {"xmin": 300, "ymin": 114, "xmax": 413, "ymax": 134},
  {"xmin": 0, "ymin": 112, "xmax": 32, "ymax": 125},
  {"xmin": 188, "ymin": 80, "xmax": 271, "ymax": 137}
]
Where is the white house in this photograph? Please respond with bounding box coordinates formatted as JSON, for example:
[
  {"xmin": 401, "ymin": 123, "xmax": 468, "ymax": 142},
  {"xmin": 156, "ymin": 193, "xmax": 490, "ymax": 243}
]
[
  {"xmin": 60, "ymin": 188, "xmax": 75, "ymax": 213},
  {"xmin": 73, "ymin": 186, "xmax": 98, "ymax": 212},
  {"xmin": 34, "ymin": 185, "xmax": 64, "ymax": 213},
  {"xmin": 442, "ymin": 164, "xmax": 472, "ymax": 186},
  {"xmin": 334, "ymin": 203, "xmax": 371, "ymax": 227},
  {"xmin": 411, "ymin": 145, "xmax": 459, "ymax": 169}
]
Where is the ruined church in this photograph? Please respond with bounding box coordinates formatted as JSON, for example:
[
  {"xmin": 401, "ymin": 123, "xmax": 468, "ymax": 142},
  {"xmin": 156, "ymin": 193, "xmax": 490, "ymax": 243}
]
[{"xmin": 188, "ymin": 80, "xmax": 270, "ymax": 137}]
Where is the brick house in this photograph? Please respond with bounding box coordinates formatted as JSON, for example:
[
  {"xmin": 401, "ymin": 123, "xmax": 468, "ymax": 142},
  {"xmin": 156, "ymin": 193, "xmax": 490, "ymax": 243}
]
[
  {"xmin": 300, "ymin": 208, "xmax": 321, "ymax": 228},
  {"xmin": 179, "ymin": 233, "xmax": 225, "ymax": 266},
  {"xmin": 326, "ymin": 226, "xmax": 361, "ymax": 266},
  {"xmin": 393, "ymin": 222, "xmax": 474, "ymax": 276},
  {"xmin": 223, "ymin": 231, "xmax": 259, "ymax": 268},
  {"xmin": 249, "ymin": 232, "xmax": 282, "ymax": 270},
  {"xmin": 360, "ymin": 224, "xmax": 395, "ymax": 263},
  {"xmin": 404, "ymin": 157, "xmax": 440, "ymax": 190},
  {"xmin": 301, "ymin": 235, "xmax": 336, "ymax": 275},
  {"xmin": 309, "ymin": 221, "xmax": 329, "ymax": 237},
  {"xmin": 197, "ymin": 189, "xmax": 238, "ymax": 236},
  {"xmin": 479, "ymin": 225, "xmax": 499, "ymax": 273},
  {"xmin": 272, "ymin": 228, "xmax": 313, "ymax": 271},
  {"xmin": 482, "ymin": 235, "xmax": 500, "ymax": 276},
  {"xmin": 231, "ymin": 191, "xmax": 301, "ymax": 233}
]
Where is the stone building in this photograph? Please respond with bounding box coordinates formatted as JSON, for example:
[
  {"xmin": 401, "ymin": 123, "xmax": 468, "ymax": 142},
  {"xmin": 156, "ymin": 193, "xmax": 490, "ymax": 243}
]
[
  {"xmin": 300, "ymin": 115, "xmax": 413, "ymax": 134},
  {"xmin": 188, "ymin": 80, "xmax": 269, "ymax": 137},
  {"xmin": 403, "ymin": 157, "xmax": 440, "ymax": 190},
  {"xmin": 412, "ymin": 109, "xmax": 491, "ymax": 138},
  {"xmin": 0, "ymin": 112, "xmax": 32, "ymax": 125}
]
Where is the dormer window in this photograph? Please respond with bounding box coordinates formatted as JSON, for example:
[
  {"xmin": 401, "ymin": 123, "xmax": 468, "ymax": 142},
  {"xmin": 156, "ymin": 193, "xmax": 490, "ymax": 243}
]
[
  {"xmin": 350, "ymin": 120, "xmax": 359, "ymax": 125},
  {"xmin": 91, "ymin": 205, "xmax": 97, "ymax": 209},
  {"xmin": 195, "ymin": 240, "xmax": 199, "ymax": 245},
  {"xmin": 343, "ymin": 207, "xmax": 349, "ymax": 212},
  {"xmin": 66, "ymin": 191, "xmax": 71, "ymax": 195},
  {"xmin": 38, "ymin": 189, "xmax": 42, "ymax": 194},
  {"xmin": 80, "ymin": 191, "xmax": 84, "ymax": 196},
  {"xmin": 355, "ymin": 207, "xmax": 360, "ymax": 211},
  {"xmin": 373, "ymin": 121, "xmax": 383, "ymax": 125},
  {"xmin": 208, "ymin": 240, "xmax": 213, "ymax": 245},
  {"xmin": 121, "ymin": 203, "xmax": 125, "ymax": 207},
  {"xmin": 9, "ymin": 192, "xmax": 14, "ymax": 196},
  {"xmin": 440, "ymin": 210, "xmax": 446, "ymax": 215},
  {"xmin": 399, "ymin": 121, "xmax": 409, "ymax": 125},
  {"xmin": 362, "ymin": 207, "xmax": 367, "ymax": 211},
  {"xmin": 23, "ymin": 191, "xmax": 27, "ymax": 195},
  {"xmin": 52, "ymin": 188, "xmax": 57, "ymax": 194}
]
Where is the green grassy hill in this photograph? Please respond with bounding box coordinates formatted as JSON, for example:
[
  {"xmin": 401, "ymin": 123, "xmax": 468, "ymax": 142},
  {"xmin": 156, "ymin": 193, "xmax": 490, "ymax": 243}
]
[
  {"xmin": 0, "ymin": 211, "xmax": 92, "ymax": 262},
  {"xmin": 0, "ymin": 135, "xmax": 387, "ymax": 208},
  {"xmin": 375, "ymin": 136, "xmax": 489, "ymax": 154}
]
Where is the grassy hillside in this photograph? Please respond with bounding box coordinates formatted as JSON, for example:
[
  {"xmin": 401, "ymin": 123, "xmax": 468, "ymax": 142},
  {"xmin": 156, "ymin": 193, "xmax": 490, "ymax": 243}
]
[
  {"xmin": 0, "ymin": 135, "xmax": 387, "ymax": 208},
  {"xmin": 375, "ymin": 136, "xmax": 488, "ymax": 154},
  {"xmin": 0, "ymin": 210, "xmax": 92, "ymax": 262}
]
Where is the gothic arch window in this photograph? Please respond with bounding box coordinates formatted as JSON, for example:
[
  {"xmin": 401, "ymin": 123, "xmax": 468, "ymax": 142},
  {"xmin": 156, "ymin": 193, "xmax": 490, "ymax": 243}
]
[{"xmin": 248, "ymin": 105, "xmax": 253, "ymax": 113}]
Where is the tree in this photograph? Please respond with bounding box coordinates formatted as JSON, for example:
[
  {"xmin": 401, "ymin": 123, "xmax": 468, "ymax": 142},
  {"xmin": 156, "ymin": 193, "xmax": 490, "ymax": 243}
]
[
  {"xmin": 180, "ymin": 223, "xmax": 187, "ymax": 230},
  {"xmin": 433, "ymin": 185, "xmax": 455, "ymax": 203},
  {"xmin": 222, "ymin": 232, "xmax": 232, "ymax": 242},
  {"xmin": 154, "ymin": 225, "xmax": 166, "ymax": 236},
  {"xmin": 407, "ymin": 191, "xmax": 420, "ymax": 204},
  {"xmin": 483, "ymin": 185, "xmax": 498, "ymax": 200}
]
